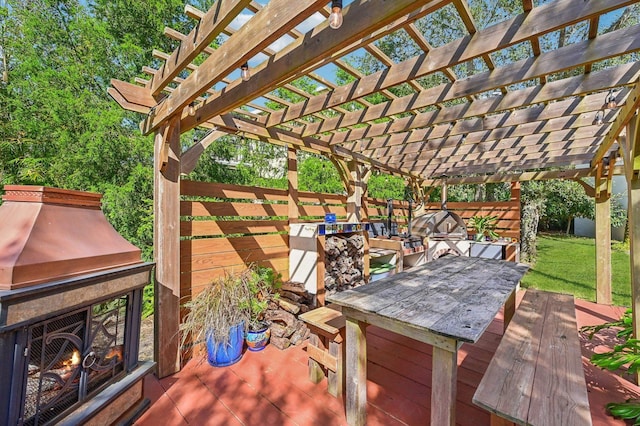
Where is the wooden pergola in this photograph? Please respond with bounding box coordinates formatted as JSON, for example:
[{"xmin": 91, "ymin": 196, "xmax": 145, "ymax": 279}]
[{"xmin": 109, "ymin": 0, "xmax": 640, "ymax": 378}]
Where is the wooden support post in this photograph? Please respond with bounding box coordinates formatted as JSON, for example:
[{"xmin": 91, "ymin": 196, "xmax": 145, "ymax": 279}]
[
  {"xmin": 288, "ymin": 146, "xmax": 299, "ymax": 223},
  {"xmin": 327, "ymin": 338, "xmax": 344, "ymax": 398},
  {"xmin": 595, "ymin": 175, "xmax": 612, "ymax": 305},
  {"xmin": 153, "ymin": 115, "xmax": 181, "ymax": 378},
  {"xmin": 345, "ymin": 316, "xmax": 367, "ymax": 426},
  {"xmin": 308, "ymin": 334, "xmax": 325, "ymax": 384},
  {"xmin": 504, "ymin": 290, "xmax": 516, "ymax": 332},
  {"xmin": 317, "ymin": 235, "xmax": 326, "ymax": 306},
  {"xmin": 631, "ymin": 173, "xmax": 640, "ymax": 384},
  {"xmin": 346, "ymin": 160, "xmax": 366, "ymax": 222},
  {"xmin": 431, "ymin": 345, "xmax": 458, "ymax": 426},
  {"xmin": 625, "ymin": 113, "xmax": 640, "ymax": 384},
  {"xmin": 510, "ymin": 181, "xmax": 521, "ymax": 244},
  {"xmin": 573, "ymin": 170, "xmax": 613, "ymax": 305}
]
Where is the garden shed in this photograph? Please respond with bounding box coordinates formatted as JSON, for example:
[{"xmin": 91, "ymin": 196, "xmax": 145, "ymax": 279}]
[{"xmin": 107, "ymin": 0, "xmax": 640, "ymax": 423}]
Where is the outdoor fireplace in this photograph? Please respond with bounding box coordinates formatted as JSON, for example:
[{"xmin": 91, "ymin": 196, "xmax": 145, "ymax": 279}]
[{"xmin": 0, "ymin": 186, "xmax": 154, "ymax": 425}]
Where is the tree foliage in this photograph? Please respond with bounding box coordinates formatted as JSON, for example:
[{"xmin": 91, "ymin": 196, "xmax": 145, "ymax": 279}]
[
  {"xmin": 367, "ymin": 172, "xmax": 405, "ymax": 201},
  {"xmin": 298, "ymin": 154, "xmax": 343, "ymax": 194},
  {"xmin": 0, "ymin": 0, "xmax": 181, "ymax": 260}
]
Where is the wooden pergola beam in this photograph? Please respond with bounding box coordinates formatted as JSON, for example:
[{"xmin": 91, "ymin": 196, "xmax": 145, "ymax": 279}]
[
  {"xmin": 315, "ymin": 62, "xmax": 640, "ymax": 143},
  {"xmin": 176, "ymin": 0, "xmax": 450, "ymax": 134},
  {"xmin": 591, "ymin": 80, "xmax": 640, "ymax": 166},
  {"xmin": 205, "ymin": 115, "xmax": 419, "ymax": 179},
  {"xmin": 254, "ymin": 0, "xmax": 637, "ymax": 132},
  {"xmin": 390, "ymin": 145, "xmax": 599, "ymax": 172},
  {"xmin": 422, "ymin": 167, "xmax": 627, "ymax": 186},
  {"xmin": 362, "ymin": 120, "xmax": 609, "ymax": 160},
  {"xmin": 304, "ymin": 24, "xmax": 640, "ymax": 137},
  {"xmin": 412, "ymin": 154, "xmax": 595, "ymax": 177},
  {"xmin": 149, "ymin": 0, "xmax": 252, "ymax": 97},
  {"xmin": 381, "ymin": 137, "xmax": 602, "ymax": 167},
  {"xmin": 143, "ymin": 0, "xmax": 328, "ymax": 133},
  {"xmin": 322, "ymin": 85, "xmax": 632, "ymax": 147},
  {"xmin": 180, "ymin": 130, "xmax": 228, "ymax": 175}
]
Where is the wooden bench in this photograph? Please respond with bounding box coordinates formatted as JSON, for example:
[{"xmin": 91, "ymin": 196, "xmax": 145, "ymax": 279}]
[
  {"xmin": 473, "ymin": 289, "xmax": 591, "ymax": 426},
  {"xmin": 299, "ymin": 306, "xmax": 346, "ymax": 398}
]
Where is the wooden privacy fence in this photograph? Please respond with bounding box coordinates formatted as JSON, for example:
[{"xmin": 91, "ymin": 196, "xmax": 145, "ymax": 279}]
[
  {"xmin": 180, "ymin": 181, "xmax": 349, "ymax": 297},
  {"xmin": 365, "ymin": 183, "xmax": 521, "ymax": 240},
  {"xmin": 180, "ymin": 180, "xmax": 290, "ymax": 296},
  {"xmin": 296, "ymin": 191, "xmax": 347, "ymax": 222},
  {"xmin": 181, "ymin": 181, "xmax": 521, "ymax": 297}
]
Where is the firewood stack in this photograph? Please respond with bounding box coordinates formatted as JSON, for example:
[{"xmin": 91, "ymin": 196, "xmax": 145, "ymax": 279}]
[
  {"xmin": 324, "ymin": 234, "xmax": 365, "ymax": 296},
  {"xmin": 265, "ymin": 281, "xmax": 315, "ymax": 350}
]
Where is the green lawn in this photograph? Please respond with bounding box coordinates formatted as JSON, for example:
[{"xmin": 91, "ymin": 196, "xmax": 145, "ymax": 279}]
[{"xmin": 520, "ymin": 234, "xmax": 631, "ymax": 307}]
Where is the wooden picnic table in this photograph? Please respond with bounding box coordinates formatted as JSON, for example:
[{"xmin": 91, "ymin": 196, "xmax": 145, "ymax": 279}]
[{"xmin": 326, "ymin": 255, "xmax": 529, "ymax": 426}]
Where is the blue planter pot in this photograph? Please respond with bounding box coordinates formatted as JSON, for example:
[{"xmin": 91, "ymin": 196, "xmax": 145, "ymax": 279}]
[
  {"xmin": 206, "ymin": 322, "xmax": 244, "ymax": 367},
  {"xmin": 246, "ymin": 325, "xmax": 270, "ymax": 352}
]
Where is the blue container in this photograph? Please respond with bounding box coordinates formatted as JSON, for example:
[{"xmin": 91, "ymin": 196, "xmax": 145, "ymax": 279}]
[
  {"xmin": 246, "ymin": 325, "xmax": 271, "ymax": 352},
  {"xmin": 206, "ymin": 322, "xmax": 244, "ymax": 367},
  {"xmin": 325, "ymin": 213, "xmax": 336, "ymax": 223}
]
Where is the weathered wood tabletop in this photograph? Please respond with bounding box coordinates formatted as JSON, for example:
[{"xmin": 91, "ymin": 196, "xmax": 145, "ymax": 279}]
[
  {"xmin": 327, "ymin": 255, "xmax": 529, "ymax": 426},
  {"xmin": 328, "ymin": 256, "xmax": 529, "ymax": 342}
]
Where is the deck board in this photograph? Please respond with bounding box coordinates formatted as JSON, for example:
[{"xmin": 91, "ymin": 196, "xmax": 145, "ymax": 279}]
[{"xmin": 136, "ymin": 293, "xmax": 639, "ymax": 425}]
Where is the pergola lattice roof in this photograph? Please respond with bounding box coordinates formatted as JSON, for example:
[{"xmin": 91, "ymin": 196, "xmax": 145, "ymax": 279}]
[{"xmin": 109, "ymin": 0, "xmax": 640, "ymax": 184}]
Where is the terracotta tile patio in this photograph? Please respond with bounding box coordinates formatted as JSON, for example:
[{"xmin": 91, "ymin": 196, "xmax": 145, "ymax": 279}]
[{"xmin": 135, "ymin": 293, "xmax": 639, "ymax": 425}]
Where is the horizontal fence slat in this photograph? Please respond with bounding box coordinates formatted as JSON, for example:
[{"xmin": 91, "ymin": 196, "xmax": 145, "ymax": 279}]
[
  {"xmin": 365, "ymin": 198, "xmax": 408, "ymax": 208},
  {"xmin": 181, "ymin": 234, "xmax": 288, "ymax": 258},
  {"xmin": 424, "ymin": 201, "xmax": 519, "ymax": 209},
  {"xmin": 447, "ymin": 210, "xmax": 521, "ymax": 221},
  {"xmin": 181, "ymin": 219, "xmax": 289, "ymax": 237},
  {"xmin": 182, "ymin": 201, "xmax": 288, "ymax": 217},
  {"xmin": 181, "ymin": 258, "xmax": 290, "ymax": 292},
  {"xmin": 298, "ymin": 205, "xmax": 348, "ymax": 217},
  {"xmin": 366, "ymin": 209, "xmax": 410, "ymax": 217},
  {"xmin": 181, "ymin": 180, "xmax": 288, "ymax": 200},
  {"xmin": 181, "ymin": 246, "xmax": 289, "ymax": 273},
  {"xmin": 298, "ymin": 191, "xmax": 346, "ymax": 204}
]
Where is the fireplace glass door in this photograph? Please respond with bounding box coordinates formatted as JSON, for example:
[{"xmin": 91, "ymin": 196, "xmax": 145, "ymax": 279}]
[{"xmin": 21, "ymin": 295, "xmax": 129, "ymax": 426}]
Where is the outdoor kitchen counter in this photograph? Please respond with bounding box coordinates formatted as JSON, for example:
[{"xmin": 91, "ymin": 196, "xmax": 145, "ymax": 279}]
[{"xmin": 326, "ymin": 256, "xmax": 529, "ymax": 426}]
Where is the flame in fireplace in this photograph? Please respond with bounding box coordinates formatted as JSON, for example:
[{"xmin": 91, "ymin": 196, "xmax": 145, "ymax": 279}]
[
  {"xmin": 105, "ymin": 345, "xmax": 124, "ymax": 362},
  {"xmin": 62, "ymin": 349, "xmax": 81, "ymax": 370},
  {"xmin": 71, "ymin": 350, "xmax": 81, "ymax": 366}
]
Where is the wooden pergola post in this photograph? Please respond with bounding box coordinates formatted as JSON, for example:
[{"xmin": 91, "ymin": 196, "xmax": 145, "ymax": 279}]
[
  {"xmin": 595, "ymin": 161, "xmax": 613, "ymax": 305},
  {"xmin": 624, "ymin": 113, "xmax": 640, "ymax": 384},
  {"xmin": 288, "ymin": 146, "xmax": 299, "ymax": 224},
  {"xmin": 346, "ymin": 160, "xmax": 370, "ymax": 222},
  {"xmin": 153, "ymin": 116, "xmax": 182, "ymax": 378},
  {"xmin": 574, "ymin": 170, "xmax": 613, "ymax": 305},
  {"xmin": 510, "ymin": 181, "xmax": 520, "ymax": 202}
]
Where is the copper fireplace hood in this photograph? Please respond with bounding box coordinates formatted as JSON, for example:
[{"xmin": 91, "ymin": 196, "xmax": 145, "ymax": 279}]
[{"xmin": 0, "ymin": 185, "xmax": 142, "ymax": 289}]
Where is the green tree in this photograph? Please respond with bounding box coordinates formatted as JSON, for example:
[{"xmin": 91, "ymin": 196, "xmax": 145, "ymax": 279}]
[
  {"xmin": 298, "ymin": 154, "xmax": 343, "ymax": 194},
  {"xmin": 367, "ymin": 172, "xmax": 405, "ymax": 200},
  {"xmin": 0, "ymin": 0, "xmax": 191, "ymax": 262}
]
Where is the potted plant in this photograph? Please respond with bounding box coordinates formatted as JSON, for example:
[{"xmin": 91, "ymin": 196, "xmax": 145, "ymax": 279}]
[
  {"xmin": 244, "ymin": 266, "xmax": 281, "ymax": 351},
  {"xmin": 468, "ymin": 215, "xmax": 500, "ymax": 242},
  {"xmin": 179, "ymin": 270, "xmax": 252, "ymax": 367}
]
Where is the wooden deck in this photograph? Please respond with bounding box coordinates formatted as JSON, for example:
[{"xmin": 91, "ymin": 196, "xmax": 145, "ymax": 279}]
[{"xmin": 136, "ymin": 293, "xmax": 639, "ymax": 425}]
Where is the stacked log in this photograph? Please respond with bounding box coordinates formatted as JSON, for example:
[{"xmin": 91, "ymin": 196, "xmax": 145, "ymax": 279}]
[
  {"xmin": 324, "ymin": 234, "xmax": 365, "ymax": 296},
  {"xmin": 266, "ymin": 282, "xmax": 314, "ymax": 350}
]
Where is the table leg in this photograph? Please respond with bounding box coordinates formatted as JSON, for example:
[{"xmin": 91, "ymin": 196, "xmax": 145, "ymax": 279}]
[
  {"xmin": 345, "ymin": 317, "xmax": 367, "ymax": 426},
  {"xmin": 504, "ymin": 289, "xmax": 516, "ymax": 332},
  {"xmin": 431, "ymin": 345, "xmax": 457, "ymax": 426}
]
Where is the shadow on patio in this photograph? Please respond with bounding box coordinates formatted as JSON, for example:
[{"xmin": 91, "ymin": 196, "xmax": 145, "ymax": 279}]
[{"xmin": 136, "ymin": 294, "xmax": 639, "ymax": 425}]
